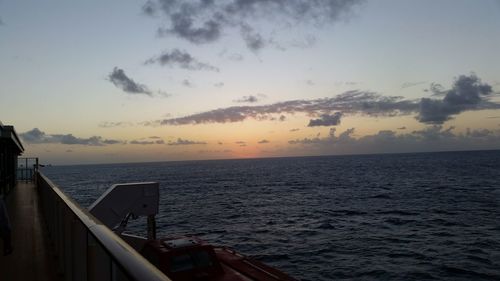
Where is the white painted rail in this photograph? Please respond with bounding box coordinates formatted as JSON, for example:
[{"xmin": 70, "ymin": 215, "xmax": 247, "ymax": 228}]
[{"xmin": 37, "ymin": 172, "xmax": 171, "ymax": 281}]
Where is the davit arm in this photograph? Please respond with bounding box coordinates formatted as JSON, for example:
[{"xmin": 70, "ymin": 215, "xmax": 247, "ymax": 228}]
[{"xmin": 88, "ymin": 182, "xmax": 159, "ymax": 240}]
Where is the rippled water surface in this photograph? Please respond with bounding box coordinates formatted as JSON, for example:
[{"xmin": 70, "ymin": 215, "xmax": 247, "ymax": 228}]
[{"xmin": 42, "ymin": 151, "xmax": 500, "ymax": 280}]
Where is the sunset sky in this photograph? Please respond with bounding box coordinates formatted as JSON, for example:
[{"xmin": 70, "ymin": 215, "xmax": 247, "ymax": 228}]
[{"xmin": 1, "ymin": 0, "xmax": 500, "ymax": 165}]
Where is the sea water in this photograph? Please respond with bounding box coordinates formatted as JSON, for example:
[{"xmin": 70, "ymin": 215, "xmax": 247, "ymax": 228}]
[{"xmin": 42, "ymin": 150, "xmax": 500, "ymax": 280}]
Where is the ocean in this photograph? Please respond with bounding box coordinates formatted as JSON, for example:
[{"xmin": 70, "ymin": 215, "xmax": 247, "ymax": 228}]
[{"xmin": 41, "ymin": 150, "xmax": 500, "ymax": 280}]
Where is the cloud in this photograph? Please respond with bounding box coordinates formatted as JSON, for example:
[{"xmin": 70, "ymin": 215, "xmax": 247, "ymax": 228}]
[
  {"xmin": 258, "ymin": 139, "xmax": 270, "ymax": 144},
  {"xmin": 158, "ymin": 90, "xmax": 418, "ymax": 126},
  {"xmin": 168, "ymin": 138, "xmax": 207, "ymax": 145},
  {"xmin": 417, "ymin": 74, "xmax": 498, "ymax": 124},
  {"xmin": 19, "ymin": 128, "xmax": 125, "ymax": 146},
  {"xmin": 290, "ymin": 128, "xmax": 300, "ymax": 132},
  {"xmin": 288, "ymin": 126, "xmax": 500, "ymax": 154},
  {"xmin": 234, "ymin": 95, "xmax": 259, "ymax": 103},
  {"xmin": 182, "ymin": 79, "xmax": 194, "ymax": 87},
  {"xmin": 214, "ymin": 82, "xmax": 224, "ymax": 88},
  {"xmin": 198, "ymin": 149, "xmax": 232, "ymax": 154},
  {"xmin": 240, "ymin": 23, "xmax": 265, "ymax": 51},
  {"xmin": 108, "ymin": 67, "xmax": 152, "ymax": 96},
  {"xmin": 102, "ymin": 139, "xmax": 124, "ymax": 145},
  {"xmin": 401, "ymin": 81, "xmax": 426, "ymax": 89},
  {"xmin": 397, "ymin": 126, "xmax": 406, "ymax": 130},
  {"xmin": 99, "ymin": 121, "xmax": 134, "ymax": 128},
  {"xmin": 308, "ymin": 112, "xmax": 343, "ymax": 127},
  {"xmin": 143, "ymin": 0, "xmax": 364, "ymax": 50},
  {"xmin": 218, "ymin": 49, "xmax": 245, "ymax": 61},
  {"xmin": 130, "ymin": 139, "xmax": 165, "ymax": 145},
  {"xmin": 145, "ymin": 49, "xmax": 219, "ymax": 71},
  {"xmin": 153, "ymin": 74, "xmax": 499, "ymax": 127}
]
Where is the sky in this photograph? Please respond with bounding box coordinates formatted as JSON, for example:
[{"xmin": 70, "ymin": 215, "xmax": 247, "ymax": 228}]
[{"xmin": 1, "ymin": 0, "xmax": 500, "ymax": 165}]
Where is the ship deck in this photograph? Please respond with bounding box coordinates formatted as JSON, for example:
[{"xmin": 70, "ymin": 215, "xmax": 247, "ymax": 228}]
[{"xmin": 0, "ymin": 181, "xmax": 61, "ymax": 281}]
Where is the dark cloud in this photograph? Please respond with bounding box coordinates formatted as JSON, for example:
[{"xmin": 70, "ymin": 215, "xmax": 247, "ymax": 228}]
[
  {"xmin": 290, "ymin": 128, "xmax": 300, "ymax": 132},
  {"xmin": 143, "ymin": 0, "xmax": 364, "ymax": 50},
  {"xmin": 158, "ymin": 90, "xmax": 418, "ymax": 126},
  {"xmin": 306, "ymin": 80, "xmax": 315, "ymax": 86},
  {"xmin": 102, "ymin": 139, "xmax": 124, "ymax": 145},
  {"xmin": 235, "ymin": 141, "xmax": 246, "ymax": 144},
  {"xmin": 168, "ymin": 138, "xmax": 207, "ymax": 145},
  {"xmin": 214, "ymin": 82, "xmax": 224, "ymax": 88},
  {"xmin": 308, "ymin": 112, "xmax": 342, "ymax": 127},
  {"xmin": 288, "ymin": 126, "xmax": 500, "ymax": 154},
  {"xmin": 108, "ymin": 67, "xmax": 152, "ymax": 96},
  {"xmin": 130, "ymin": 139, "xmax": 162, "ymax": 145},
  {"xmin": 397, "ymin": 126, "xmax": 406, "ymax": 130},
  {"xmin": 240, "ymin": 23, "xmax": 265, "ymax": 51},
  {"xmin": 258, "ymin": 139, "xmax": 270, "ymax": 144},
  {"xmin": 234, "ymin": 95, "xmax": 259, "ymax": 103},
  {"xmin": 417, "ymin": 74, "xmax": 498, "ymax": 124},
  {"xmin": 19, "ymin": 128, "xmax": 124, "ymax": 146},
  {"xmin": 154, "ymin": 74, "xmax": 499, "ymax": 127},
  {"xmin": 149, "ymin": 136, "xmax": 161, "ymax": 139},
  {"xmin": 145, "ymin": 49, "xmax": 219, "ymax": 71}
]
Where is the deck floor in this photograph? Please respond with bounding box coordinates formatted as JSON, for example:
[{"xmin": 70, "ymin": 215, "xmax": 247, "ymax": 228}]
[{"xmin": 0, "ymin": 181, "xmax": 61, "ymax": 281}]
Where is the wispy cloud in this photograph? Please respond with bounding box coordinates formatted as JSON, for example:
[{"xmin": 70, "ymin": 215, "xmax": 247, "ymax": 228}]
[
  {"xmin": 240, "ymin": 23, "xmax": 265, "ymax": 52},
  {"xmin": 98, "ymin": 121, "xmax": 134, "ymax": 128},
  {"xmin": 130, "ymin": 139, "xmax": 165, "ymax": 145},
  {"xmin": 20, "ymin": 128, "xmax": 125, "ymax": 146},
  {"xmin": 401, "ymin": 81, "xmax": 426, "ymax": 89},
  {"xmin": 157, "ymin": 90, "xmax": 416, "ymax": 126},
  {"xmin": 152, "ymin": 74, "xmax": 499, "ymax": 127},
  {"xmin": 258, "ymin": 139, "xmax": 270, "ymax": 144},
  {"xmin": 142, "ymin": 0, "xmax": 364, "ymax": 50},
  {"xmin": 234, "ymin": 95, "xmax": 259, "ymax": 103},
  {"xmin": 168, "ymin": 138, "xmax": 207, "ymax": 145},
  {"xmin": 145, "ymin": 49, "xmax": 219, "ymax": 71},
  {"xmin": 182, "ymin": 79, "xmax": 194, "ymax": 88},
  {"xmin": 108, "ymin": 67, "xmax": 152, "ymax": 96}
]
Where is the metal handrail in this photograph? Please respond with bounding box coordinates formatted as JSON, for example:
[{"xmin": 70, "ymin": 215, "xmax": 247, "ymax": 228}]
[{"xmin": 37, "ymin": 172, "xmax": 171, "ymax": 281}]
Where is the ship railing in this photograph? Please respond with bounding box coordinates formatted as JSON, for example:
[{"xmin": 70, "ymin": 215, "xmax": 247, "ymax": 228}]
[{"xmin": 37, "ymin": 172, "xmax": 172, "ymax": 281}]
